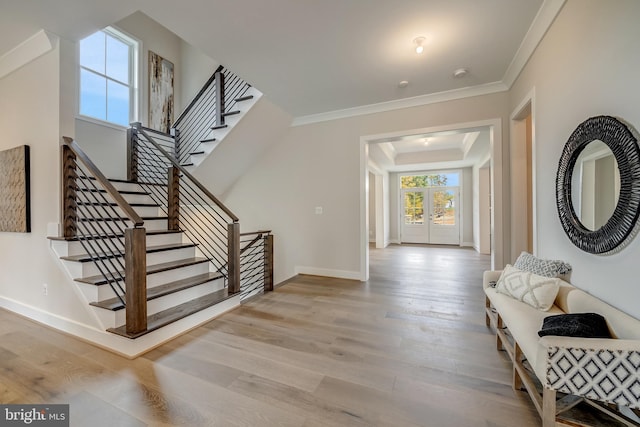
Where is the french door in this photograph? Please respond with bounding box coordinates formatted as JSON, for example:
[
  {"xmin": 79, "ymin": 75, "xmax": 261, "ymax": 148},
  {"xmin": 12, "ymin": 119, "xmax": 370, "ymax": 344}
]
[{"xmin": 401, "ymin": 187, "xmax": 460, "ymax": 245}]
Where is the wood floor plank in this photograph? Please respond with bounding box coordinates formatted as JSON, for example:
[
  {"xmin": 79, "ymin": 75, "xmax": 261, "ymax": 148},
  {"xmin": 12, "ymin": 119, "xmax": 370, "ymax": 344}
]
[{"xmin": 0, "ymin": 244, "xmax": 561, "ymax": 426}]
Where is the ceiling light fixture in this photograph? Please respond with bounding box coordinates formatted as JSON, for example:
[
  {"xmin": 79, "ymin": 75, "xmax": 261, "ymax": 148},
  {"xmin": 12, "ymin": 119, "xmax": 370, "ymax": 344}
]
[
  {"xmin": 453, "ymin": 68, "xmax": 468, "ymax": 78},
  {"xmin": 398, "ymin": 80, "xmax": 409, "ymax": 88},
  {"xmin": 413, "ymin": 37, "xmax": 426, "ymax": 54}
]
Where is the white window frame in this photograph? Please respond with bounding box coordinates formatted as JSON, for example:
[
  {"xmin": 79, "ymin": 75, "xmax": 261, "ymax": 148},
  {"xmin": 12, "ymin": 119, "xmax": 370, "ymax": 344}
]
[{"xmin": 77, "ymin": 26, "xmax": 139, "ymax": 129}]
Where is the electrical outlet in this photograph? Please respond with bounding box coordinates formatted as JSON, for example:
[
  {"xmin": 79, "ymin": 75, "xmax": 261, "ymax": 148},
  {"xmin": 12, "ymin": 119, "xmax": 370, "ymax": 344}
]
[{"xmin": 43, "ymin": 283, "xmax": 48, "ymax": 296}]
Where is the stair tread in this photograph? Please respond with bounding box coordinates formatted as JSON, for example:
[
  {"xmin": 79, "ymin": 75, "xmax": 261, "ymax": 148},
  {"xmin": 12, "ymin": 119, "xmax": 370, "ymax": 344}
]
[
  {"xmin": 60, "ymin": 242, "xmax": 197, "ymax": 263},
  {"xmin": 221, "ymin": 110, "xmax": 240, "ymax": 117},
  {"xmin": 211, "ymin": 124, "xmax": 228, "ymax": 130},
  {"xmin": 107, "ymin": 289, "xmax": 237, "ymax": 339},
  {"xmin": 200, "ymin": 138, "xmax": 217, "ymax": 143},
  {"xmin": 180, "ymin": 163, "xmax": 194, "ymax": 167},
  {"xmin": 189, "ymin": 151, "xmax": 205, "ymax": 156},
  {"xmin": 90, "ymin": 272, "xmax": 225, "ymax": 311},
  {"xmin": 234, "ymin": 95, "xmax": 254, "ymax": 102},
  {"xmin": 48, "ymin": 229, "xmax": 183, "ymax": 241},
  {"xmin": 75, "ymin": 257, "xmax": 210, "ymax": 285}
]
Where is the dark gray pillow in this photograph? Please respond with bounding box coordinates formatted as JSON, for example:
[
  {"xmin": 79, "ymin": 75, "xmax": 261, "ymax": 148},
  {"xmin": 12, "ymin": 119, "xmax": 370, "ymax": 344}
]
[
  {"xmin": 538, "ymin": 313, "xmax": 611, "ymax": 338},
  {"xmin": 514, "ymin": 251, "xmax": 571, "ymax": 278}
]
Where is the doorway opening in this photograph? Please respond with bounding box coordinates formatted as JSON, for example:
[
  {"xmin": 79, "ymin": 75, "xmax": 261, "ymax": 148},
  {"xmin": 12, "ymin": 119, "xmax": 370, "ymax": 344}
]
[
  {"xmin": 360, "ymin": 118, "xmax": 505, "ymax": 281},
  {"xmin": 510, "ymin": 90, "xmax": 536, "ymax": 258}
]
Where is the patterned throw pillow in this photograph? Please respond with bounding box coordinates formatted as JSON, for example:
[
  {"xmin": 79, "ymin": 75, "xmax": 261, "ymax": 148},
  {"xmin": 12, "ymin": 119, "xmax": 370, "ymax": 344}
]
[
  {"xmin": 496, "ymin": 265, "xmax": 561, "ymax": 311},
  {"xmin": 514, "ymin": 251, "xmax": 572, "ymax": 278}
]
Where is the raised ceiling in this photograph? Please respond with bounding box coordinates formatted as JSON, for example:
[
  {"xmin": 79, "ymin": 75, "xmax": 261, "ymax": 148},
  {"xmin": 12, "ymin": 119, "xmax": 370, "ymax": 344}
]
[{"xmin": 0, "ymin": 0, "xmax": 560, "ymax": 120}]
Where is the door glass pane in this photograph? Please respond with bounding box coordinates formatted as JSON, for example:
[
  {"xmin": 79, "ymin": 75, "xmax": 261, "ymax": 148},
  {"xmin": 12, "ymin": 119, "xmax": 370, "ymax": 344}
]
[
  {"xmin": 404, "ymin": 192, "xmax": 424, "ymax": 224},
  {"xmin": 432, "ymin": 190, "xmax": 455, "ymax": 225}
]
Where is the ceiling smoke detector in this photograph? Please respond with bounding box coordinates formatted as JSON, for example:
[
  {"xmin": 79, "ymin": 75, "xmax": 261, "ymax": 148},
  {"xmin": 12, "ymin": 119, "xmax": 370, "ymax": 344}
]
[{"xmin": 453, "ymin": 68, "xmax": 468, "ymax": 78}]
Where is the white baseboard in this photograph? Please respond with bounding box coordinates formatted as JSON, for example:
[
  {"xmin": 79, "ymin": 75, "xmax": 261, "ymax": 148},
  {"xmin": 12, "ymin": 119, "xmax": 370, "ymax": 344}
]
[
  {"xmin": 294, "ymin": 266, "xmax": 363, "ymax": 281},
  {"xmin": 0, "ymin": 295, "xmax": 239, "ymax": 359},
  {"xmin": 462, "ymin": 241, "xmax": 474, "ymax": 248}
]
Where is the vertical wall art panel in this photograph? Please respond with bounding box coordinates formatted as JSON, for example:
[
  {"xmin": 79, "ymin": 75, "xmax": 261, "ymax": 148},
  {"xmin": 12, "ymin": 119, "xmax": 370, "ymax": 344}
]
[
  {"xmin": 148, "ymin": 51, "xmax": 174, "ymax": 133},
  {"xmin": 0, "ymin": 145, "xmax": 31, "ymax": 232}
]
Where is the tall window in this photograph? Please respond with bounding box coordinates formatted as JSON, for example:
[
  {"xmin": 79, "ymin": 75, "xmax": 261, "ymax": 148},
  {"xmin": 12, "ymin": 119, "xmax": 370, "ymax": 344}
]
[{"xmin": 79, "ymin": 27, "xmax": 137, "ymax": 127}]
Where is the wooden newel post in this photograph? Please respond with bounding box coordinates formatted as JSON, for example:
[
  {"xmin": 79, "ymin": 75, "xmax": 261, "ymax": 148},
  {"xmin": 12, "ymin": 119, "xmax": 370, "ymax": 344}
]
[
  {"xmin": 264, "ymin": 234, "xmax": 274, "ymax": 292},
  {"xmin": 125, "ymin": 227, "xmax": 147, "ymax": 335},
  {"xmin": 215, "ymin": 70, "xmax": 225, "ymax": 127},
  {"xmin": 61, "ymin": 143, "xmax": 78, "ymax": 239},
  {"xmin": 167, "ymin": 167, "xmax": 180, "ymax": 230},
  {"xmin": 127, "ymin": 124, "xmax": 139, "ymax": 182},
  {"xmin": 227, "ymin": 222, "xmax": 240, "ymax": 294}
]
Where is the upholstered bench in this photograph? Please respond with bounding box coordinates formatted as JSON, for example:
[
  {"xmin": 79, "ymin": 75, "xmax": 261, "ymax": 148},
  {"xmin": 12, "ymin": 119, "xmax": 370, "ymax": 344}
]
[{"xmin": 483, "ymin": 260, "xmax": 640, "ymax": 426}]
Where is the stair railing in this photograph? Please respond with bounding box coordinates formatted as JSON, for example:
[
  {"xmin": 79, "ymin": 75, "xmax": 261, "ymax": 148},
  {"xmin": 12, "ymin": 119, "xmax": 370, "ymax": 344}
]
[
  {"xmin": 128, "ymin": 123, "xmax": 241, "ymax": 293},
  {"xmin": 61, "ymin": 137, "xmax": 147, "ymax": 335},
  {"xmin": 171, "ymin": 66, "xmax": 252, "ymax": 164},
  {"xmin": 239, "ymin": 230, "xmax": 274, "ymax": 301}
]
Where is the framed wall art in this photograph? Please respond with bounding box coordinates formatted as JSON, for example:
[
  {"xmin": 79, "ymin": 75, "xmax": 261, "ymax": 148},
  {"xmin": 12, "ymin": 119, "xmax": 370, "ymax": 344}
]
[
  {"xmin": 148, "ymin": 51, "xmax": 174, "ymax": 133},
  {"xmin": 0, "ymin": 145, "xmax": 31, "ymax": 233}
]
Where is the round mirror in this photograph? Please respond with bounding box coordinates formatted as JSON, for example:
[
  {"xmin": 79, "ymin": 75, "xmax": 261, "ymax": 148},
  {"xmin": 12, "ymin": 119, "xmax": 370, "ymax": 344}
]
[
  {"xmin": 570, "ymin": 140, "xmax": 620, "ymax": 231},
  {"xmin": 556, "ymin": 116, "xmax": 640, "ymax": 254}
]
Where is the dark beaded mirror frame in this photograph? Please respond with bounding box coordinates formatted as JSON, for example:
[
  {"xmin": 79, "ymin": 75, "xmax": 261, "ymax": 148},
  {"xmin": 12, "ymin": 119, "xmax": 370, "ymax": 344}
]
[{"xmin": 556, "ymin": 115, "xmax": 640, "ymax": 254}]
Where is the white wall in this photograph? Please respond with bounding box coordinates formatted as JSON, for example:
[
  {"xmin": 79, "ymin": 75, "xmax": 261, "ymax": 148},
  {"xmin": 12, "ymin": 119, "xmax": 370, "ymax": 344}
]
[
  {"xmin": 509, "ymin": 0, "xmax": 640, "ymax": 318},
  {"xmin": 224, "ymin": 92, "xmax": 510, "ymax": 282},
  {"xmin": 0, "ymin": 42, "xmax": 99, "ymax": 327},
  {"xmin": 180, "ymin": 40, "xmax": 219, "ymax": 109}
]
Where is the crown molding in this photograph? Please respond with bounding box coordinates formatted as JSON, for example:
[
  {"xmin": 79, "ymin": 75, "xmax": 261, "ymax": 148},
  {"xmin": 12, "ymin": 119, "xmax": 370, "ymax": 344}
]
[
  {"xmin": 502, "ymin": 0, "xmax": 566, "ymax": 88},
  {"xmin": 0, "ymin": 30, "xmax": 59, "ymax": 80},
  {"xmin": 292, "ymin": 81, "xmax": 508, "ymax": 127}
]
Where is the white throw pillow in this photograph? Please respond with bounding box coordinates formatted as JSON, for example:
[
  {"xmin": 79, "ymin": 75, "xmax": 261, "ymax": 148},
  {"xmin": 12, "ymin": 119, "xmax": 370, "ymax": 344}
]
[{"xmin": 496, "ymin": 264, "xmax": 560, "ymax": 311}]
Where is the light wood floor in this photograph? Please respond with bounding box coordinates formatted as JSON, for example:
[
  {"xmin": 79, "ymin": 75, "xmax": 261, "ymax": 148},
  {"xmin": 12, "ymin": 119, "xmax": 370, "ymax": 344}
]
[{"xmin": 0, "ymin": 244, "xmax": 541, "ymax": 426}]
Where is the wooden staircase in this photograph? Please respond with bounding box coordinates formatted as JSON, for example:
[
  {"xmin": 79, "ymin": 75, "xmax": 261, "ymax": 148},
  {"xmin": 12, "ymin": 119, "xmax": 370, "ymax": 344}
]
[
  {"xmin": 50, "ymin": 178, "xmax": 240, "ymax": 339},
  {"xmin": 50, "ymin": 67, "xmax": 272, "ymax": 348}
]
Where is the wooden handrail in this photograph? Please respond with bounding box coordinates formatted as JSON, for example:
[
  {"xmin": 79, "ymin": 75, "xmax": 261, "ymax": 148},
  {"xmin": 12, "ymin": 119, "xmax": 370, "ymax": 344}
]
[
  {"xmin": 240, "ymin": 230, "xmax": 272, "ymax": 255},
  {"xmin": 173, "ymin": 65, "xmax": 224, "ymax": 127},
  {"xmin": 134, "ymin": 125, "xmax": 239, "ymax": 222},
  {"xmin": 240, "ymin": 230, "xmax": 272, "ymax": 237},
  {"xmin": 62, "ymin": 137, "xmax": 144, "ymax": 227}
]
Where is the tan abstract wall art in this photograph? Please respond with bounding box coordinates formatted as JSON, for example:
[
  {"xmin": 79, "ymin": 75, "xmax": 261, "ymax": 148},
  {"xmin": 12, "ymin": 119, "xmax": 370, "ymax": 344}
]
[{"xmin": 0, "ymin": 145, "xmax": 31, "ymax": 232}]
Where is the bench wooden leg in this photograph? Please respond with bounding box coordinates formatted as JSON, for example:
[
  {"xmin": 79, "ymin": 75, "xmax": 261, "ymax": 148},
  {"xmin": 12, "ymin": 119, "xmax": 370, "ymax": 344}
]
[
  {"xmin": 496, "ymin": 313, "xmax": 504, "ymax": 351},
  {"xmin": 485, "ymin": 297, "xmax": 491, "ymax": 327},
  {"xmin": 543, "ymin": 387, "xmax": 557, "ymax": 427},
  {"xmin": 513, "ymin": 342, "xmax": 523, "ymax": 391}
]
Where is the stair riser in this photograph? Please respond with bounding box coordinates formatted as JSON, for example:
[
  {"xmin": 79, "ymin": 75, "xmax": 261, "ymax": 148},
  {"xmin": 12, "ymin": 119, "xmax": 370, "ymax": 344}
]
[
  {"xmin": 51, "ymin": 232, "xmax": 184, "ymax": 257},
  {"xmin": 78, "ymin": 205, "xmax": 162, "ymax": 218},
  {"xmin": 83, "ymin": 262, "xmax": 213, "ymax": 301},
  {"xmin": 108, "ymin": 181, "xmax": 146, "ymax": 193},
  {"xmin": 77, "ymin": 192, "xmax": 156, "ymax": 206},
  {"xmin": 63, "ymin": 246, "xmax": 197, "ymax": 278},
  {"xmin": 110, "ymin": 279, "xmax": 225, "ymax": 327},
  {"xmin": 75, "ymin": 218, "xmax": 167, "ymax": 232}
]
